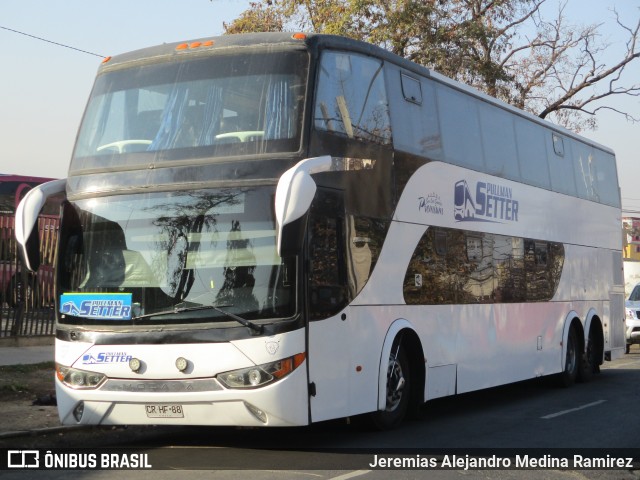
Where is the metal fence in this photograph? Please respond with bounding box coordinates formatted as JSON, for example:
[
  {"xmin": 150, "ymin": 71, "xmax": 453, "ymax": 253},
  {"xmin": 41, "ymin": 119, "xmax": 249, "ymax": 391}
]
[{"xmin": 0, "ymin": 214, "xmax": 58, "ymax": 338}]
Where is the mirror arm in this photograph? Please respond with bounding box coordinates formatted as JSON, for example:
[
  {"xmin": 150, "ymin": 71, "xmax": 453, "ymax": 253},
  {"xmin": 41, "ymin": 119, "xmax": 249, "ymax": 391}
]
[
  {"xmin": 275, "ymin": 156, "xmax": 333, "ymax": 257},
  {"xmin": 15, "ymin": 179, "xmax": 67, "ymax": 272}
]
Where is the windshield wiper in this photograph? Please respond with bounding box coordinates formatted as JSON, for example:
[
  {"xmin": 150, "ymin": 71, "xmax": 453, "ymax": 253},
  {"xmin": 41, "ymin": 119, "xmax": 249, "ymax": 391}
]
[
  {"xmin": 131, "ymin": 304, "xmax": 214, "ymax": 321},
  {"xmin": 211, "ymin": 305, "xmax": 263, "ymax": 335},
  {"xmin": 131, "ymin": 303, "xmax": 263, "ymax": 335}
]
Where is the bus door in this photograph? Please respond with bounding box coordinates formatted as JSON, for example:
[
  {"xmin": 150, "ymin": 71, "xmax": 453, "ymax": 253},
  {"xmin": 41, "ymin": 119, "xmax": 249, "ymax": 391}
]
[{"xmin": 305, "ymin": 188, "xmax": 351, "ymax": 422}]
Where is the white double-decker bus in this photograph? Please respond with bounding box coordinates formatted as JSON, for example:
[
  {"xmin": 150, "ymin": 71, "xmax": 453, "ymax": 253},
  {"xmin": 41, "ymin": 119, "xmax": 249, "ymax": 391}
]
[{"xmin": 16, "ymin": 33, "xmax": 625, "ymax": 429}]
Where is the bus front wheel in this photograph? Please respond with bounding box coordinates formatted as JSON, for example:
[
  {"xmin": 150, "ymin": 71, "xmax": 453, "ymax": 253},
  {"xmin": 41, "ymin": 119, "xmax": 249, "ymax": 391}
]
[{"xmin": 370, "ymin": 341, "xmax": 411, "ymax": 430}]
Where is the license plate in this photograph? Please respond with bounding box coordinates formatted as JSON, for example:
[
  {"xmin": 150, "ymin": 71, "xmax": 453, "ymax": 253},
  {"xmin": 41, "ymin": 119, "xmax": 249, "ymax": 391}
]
[{"xmin": 145, "ymin": 404, "xmax": 184, "ymax": 418}]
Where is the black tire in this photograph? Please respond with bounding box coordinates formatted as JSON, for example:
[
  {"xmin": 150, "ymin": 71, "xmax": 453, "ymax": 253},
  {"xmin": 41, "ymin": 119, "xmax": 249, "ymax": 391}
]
[
  {"xmin": 369, "ymin": 341, "xmax": 411, "ymax": 430},
  {"xmin": 578, "ymin": 326, "xmax": 600, "ymax": 382},
  {"xmin": 626, "ymin": 344, "xmax": 631, "ymax": 354},
  {"xmin": 558, "ymin": 326, "xmax": 579, "ymax": 387}
]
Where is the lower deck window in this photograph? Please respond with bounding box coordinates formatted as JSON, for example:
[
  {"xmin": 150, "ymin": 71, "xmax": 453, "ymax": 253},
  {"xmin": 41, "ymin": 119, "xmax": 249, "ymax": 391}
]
[{"xmin": 404, "ymin": 227, "xmax": 564, "ymax": 305}]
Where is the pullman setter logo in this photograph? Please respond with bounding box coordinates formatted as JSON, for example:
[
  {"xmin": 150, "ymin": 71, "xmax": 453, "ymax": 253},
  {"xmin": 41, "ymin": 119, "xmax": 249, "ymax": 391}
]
[
  {"xmin": 59, "ymin": 293, "xmax": 133, "ymax": 320},
  {"xmin": 454, "ymin": 180, "xmax": 519, "ymax": 223}
]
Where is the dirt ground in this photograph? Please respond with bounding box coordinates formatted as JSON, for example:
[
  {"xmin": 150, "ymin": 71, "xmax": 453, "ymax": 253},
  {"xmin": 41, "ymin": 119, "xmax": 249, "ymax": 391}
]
[{"xmin": 0, "ymin": 362, "xmax": 62, "ymax": 432}]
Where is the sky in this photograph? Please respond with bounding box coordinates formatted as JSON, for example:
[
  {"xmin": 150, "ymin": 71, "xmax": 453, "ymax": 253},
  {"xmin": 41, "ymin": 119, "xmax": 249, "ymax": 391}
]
[{"xmin": 1, "ymin": 0, "xmax": 638, "ymax": 211}]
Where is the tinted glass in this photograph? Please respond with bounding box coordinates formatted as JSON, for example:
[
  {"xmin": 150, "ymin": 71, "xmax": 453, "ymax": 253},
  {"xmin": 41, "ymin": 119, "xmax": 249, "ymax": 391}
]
[
  {"xmin": 404, "ymin": 227, "xmax": 564, "ymax": 305},
  {"xmin": 57, "ymin": 187, "xmax": 295, "ymax": 325},
  {"xmin": 71, "ymin": 51, "xmax": 308, "ymax": 171},
  {"xmin": 315, "ymin": 51, "xmax": 391, "ymax": 144}
]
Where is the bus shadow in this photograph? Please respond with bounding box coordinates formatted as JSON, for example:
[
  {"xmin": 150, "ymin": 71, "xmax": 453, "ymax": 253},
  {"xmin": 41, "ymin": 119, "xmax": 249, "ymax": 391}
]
[{"xmin": 114, "ymin": 363, "xmax": 640, "ymax": 452}]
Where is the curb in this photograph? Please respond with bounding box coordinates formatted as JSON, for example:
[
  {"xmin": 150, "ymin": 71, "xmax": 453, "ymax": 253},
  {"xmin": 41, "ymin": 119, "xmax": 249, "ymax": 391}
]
[
  {"xmin": 0, "ymin": 425, "xmax": 89, "ymax": 439},
  {"xmin": 0, "ymin": 337, "xmax": 54, "ymax": 348}
]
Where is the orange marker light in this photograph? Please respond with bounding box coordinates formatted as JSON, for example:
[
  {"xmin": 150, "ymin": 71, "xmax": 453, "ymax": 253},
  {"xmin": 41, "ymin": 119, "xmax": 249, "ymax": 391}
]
[
  {"xmin": 190, "ymin": 42, "xmax": 202, "ymax": 49},
  {"xmin": 292, "ymin": 33, "xmax": 307, "ymax": 40},
  {"xmin": 203, "ymin": 40, "xmax": 214, "ymax": 47},
  {"xmin": 176, "ymin": 43, "xmax": 189, "ymax": 51},
  {"xmin": 101, "ymin": 56, "xmax": 112, "ymax": 64}
]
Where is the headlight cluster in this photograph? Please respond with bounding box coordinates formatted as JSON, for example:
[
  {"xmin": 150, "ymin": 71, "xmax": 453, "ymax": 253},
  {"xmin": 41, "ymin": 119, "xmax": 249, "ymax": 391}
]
[
  {"xmin": 217, "ymin": 353, "xmax": 305, "ymax": 389},
  {"xmin": 56, "ymin": 363, "xmax": 106, "ymax": 389}
]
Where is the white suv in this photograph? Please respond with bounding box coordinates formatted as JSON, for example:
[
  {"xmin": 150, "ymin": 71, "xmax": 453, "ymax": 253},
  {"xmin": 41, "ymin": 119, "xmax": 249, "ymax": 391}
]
[{"xmin": 625, "ymin": 284, "xmax": 640, "ymax": 353}]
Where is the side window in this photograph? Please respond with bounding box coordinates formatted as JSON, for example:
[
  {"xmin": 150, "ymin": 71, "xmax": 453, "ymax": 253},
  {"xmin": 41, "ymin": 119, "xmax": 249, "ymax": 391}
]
[
  {"xmin": 493, "ymin": 236, "xmax": 525, "ymax": 303},
  {"xmin": 464, "ymin": 235, "xmax": 494, "ymax": 302},
  {"xmin": 515, "ymin": 117, "xmax": 551, "ymax": 189},
  {"xmin": 571, "ymin": 140, "xmax": 597, "ymax": 202},
  {"xmin": 591, "ymin": 149, "xmax": 620, "ymax": 207},
  {"xmin": 308, "ymin": 190, "xmax": 348, "ymax": 320},
  {"xmin": 345, "ymin": 216, "xmax": 387, "ymax": 298},
  {"xmin": 315, "ymin": 51, "xmax": 391, "ymax": 144},
  {"xmin": 548, "ymin": 133, "xmax": 577, "ymax": 197},
  {"xmin": 524, "ymin": 240, "xmax": 564, "ymax": 301},
  {"xmin": 552, "ymin": 133, "xmax": 565, "ymax": 157},
  {"xmin": 436, "ymin": 84, "xmax": 484, "ymax": 171},
  {"xmin": 401, "ymin": 73, "xmax": 422, "ymax": 105},
  {"xmin": 404, "ymin": 227, "xmax": 468, "ymax": 305},
  {"xmin": 478, "ymin": 103, "xmax": 520, "ymax": 180},
  {"xmin": 404, "ymin": 227, "xmax": 564, "ymax": 304}
]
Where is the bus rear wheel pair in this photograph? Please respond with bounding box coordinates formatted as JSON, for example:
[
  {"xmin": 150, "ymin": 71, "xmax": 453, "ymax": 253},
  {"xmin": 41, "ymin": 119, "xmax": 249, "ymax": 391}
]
[{"xmin": 558, "ymin": 323, "xmax": 602, "ymax": 387}]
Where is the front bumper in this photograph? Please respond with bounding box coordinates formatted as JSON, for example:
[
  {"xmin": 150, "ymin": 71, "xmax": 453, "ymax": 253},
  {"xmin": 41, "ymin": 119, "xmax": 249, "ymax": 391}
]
[{"xmin": 55, "ymin": 363, "xmax": 309, "ymax": 427}]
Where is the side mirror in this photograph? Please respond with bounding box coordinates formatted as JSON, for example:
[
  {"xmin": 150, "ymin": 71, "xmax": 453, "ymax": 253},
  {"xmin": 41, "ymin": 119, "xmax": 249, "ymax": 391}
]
[
  {"xmin": 275, "ymin": 156, "xmax": 332, "ymax": 256},
  {"xmin": 15, "ymin": 179, "xmax": 67, "ymax": 272}
]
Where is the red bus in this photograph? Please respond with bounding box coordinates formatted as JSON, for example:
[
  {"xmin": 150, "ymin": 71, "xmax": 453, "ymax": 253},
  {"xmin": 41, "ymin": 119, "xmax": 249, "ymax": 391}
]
[
  {"xmin": 0, "ymin": 174, "xmax": 58, "ymax": 214},
  {"xmin": 1, "ymin": 175, "xmax": 59, "ymax": 307}
]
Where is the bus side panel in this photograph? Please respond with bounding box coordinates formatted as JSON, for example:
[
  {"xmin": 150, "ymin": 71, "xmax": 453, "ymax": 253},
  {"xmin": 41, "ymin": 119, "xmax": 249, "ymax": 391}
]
[
  {"xmin": 345, "ymin": 302, "xmax": 598, "ymax": 405},
  {"xmin": 308, "ymin": 315, "xmax": 351, "ymax": 422},
  {"xmin": 393, "ymin": 162, "xmax": 621, "ymax": 252}
]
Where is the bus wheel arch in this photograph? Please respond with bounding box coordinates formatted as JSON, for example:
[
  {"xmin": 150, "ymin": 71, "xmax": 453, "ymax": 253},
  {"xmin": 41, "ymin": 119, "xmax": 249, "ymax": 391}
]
[
  {"xmin": 371, "ymin": 321, "xmax": 424, "ymax": 429},
  {"xmin": 578, "ymin": 314, "xmax": 604, "ymax": 382}
]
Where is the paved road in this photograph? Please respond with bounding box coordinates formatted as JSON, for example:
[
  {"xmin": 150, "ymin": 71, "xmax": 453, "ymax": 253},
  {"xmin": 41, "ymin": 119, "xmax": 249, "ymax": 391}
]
[{"xmin": 2, "ymin": 350, "xmax": 639, "ymax": 479}]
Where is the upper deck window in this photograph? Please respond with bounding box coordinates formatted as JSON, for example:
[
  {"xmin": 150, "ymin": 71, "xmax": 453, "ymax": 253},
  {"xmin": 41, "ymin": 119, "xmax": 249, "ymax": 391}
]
[
  {"xmin": 71, "ymin": 50, "xmax": 308, "ymax": 171},
  {"xmin": 314, "ymin": 51, "xmax": 391, "ymax": 144}
]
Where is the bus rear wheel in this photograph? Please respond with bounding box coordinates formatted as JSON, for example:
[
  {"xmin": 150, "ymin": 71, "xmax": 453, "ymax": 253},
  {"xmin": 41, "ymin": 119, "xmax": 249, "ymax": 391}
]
[
  {"xmin": 578, "ymin": 325, "xmax": 600, "ymax": 382},
  {"xmin": 370, "ymin": 342, "xmax": 411, "ymax": 430},
  {"xmin": 558, "ymin": 326, "xmax": 579, "ymax": 387}
]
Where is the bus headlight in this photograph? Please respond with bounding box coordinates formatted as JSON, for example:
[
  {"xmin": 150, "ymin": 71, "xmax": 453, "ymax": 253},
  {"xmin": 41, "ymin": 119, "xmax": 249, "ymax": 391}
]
[
  {"xmin": 217, "ymin": 353, "xmax": 305, "ymax": 389},
  {"xmin": 56, "ymin": 363, "xmax": 106, "ymax": 389}
]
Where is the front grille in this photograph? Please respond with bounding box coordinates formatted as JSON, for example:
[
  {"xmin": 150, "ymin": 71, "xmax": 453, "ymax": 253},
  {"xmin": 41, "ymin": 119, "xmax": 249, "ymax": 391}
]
[{"xmin": 101, "ymin": 378, "xmax": 222, "ymax": 393}]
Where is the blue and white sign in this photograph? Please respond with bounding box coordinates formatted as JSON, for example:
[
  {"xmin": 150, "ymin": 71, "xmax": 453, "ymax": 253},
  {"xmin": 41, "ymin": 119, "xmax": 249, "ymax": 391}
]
[
  {"xmin": 82, "ymin": 351, "xmax": 133, "ymax": 365},
  {"xmin": 59, "ymin": 293, "xmax": 133, "ymax": 320},
  {"xmin": 454, "ymin": 179, "xmax": 519, "ymax": 223}
]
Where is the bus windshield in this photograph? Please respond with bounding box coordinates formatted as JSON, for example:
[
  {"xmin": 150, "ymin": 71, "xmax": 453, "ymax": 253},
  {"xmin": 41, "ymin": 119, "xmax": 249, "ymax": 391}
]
[
  {"xmin": 58, "ymin": 186, "xmax": 295, "ymax": 326},
  {"xmin": 71, "ymin": 50, "xmax": 308, "ymax": 171}
]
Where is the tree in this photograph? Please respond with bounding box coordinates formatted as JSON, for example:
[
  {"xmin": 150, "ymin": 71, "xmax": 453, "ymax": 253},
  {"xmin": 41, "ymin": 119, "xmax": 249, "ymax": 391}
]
[
  {"xmin": 221, "ymin": 0, "xmax": 639, "ymax": 131},
  {"xmin": 223, "ymin": 1, "xmax": 284, "ymax": 34}
]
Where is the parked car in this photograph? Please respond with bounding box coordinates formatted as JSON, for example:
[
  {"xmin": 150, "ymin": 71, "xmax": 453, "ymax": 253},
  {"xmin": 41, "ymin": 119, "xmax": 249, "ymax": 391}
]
[{"xmin": 625, "ymin": 283, "xmax": 640, "ymax": 353}]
